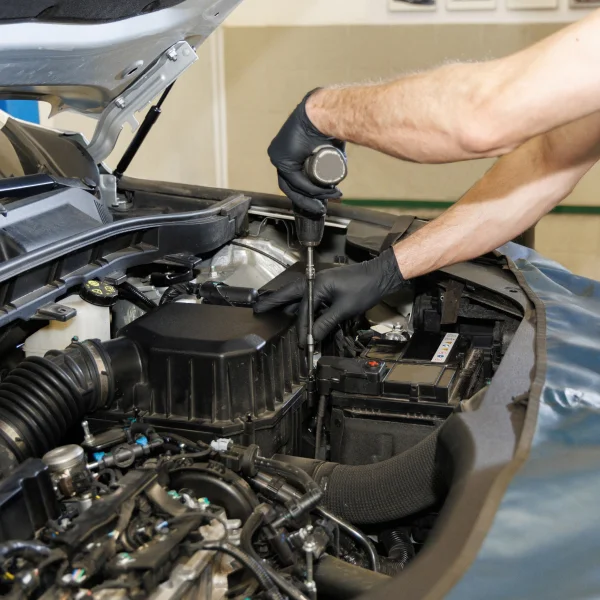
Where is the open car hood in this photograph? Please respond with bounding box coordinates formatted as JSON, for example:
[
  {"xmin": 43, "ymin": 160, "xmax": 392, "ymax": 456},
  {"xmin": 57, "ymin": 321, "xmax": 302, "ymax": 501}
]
[{"xmin": 0, "ymin": 0, "xmax": 243, "ymax": 162}]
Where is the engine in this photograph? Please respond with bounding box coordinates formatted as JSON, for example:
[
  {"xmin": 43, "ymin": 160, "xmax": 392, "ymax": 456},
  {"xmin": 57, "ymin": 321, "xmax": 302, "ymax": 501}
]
[{"xmin": 0, "ymin": 228, "xmax": 521, "ymax": 599}]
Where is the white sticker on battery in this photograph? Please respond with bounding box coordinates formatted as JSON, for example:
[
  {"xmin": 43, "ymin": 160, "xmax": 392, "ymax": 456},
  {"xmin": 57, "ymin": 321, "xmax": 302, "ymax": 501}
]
[
  {"xmin": 371, "ymin": 323, "xmax": 393, "ymax": 335},
  {"xmin": 431, "ymin": 333, "xmax": 459, "ymax": 363}
]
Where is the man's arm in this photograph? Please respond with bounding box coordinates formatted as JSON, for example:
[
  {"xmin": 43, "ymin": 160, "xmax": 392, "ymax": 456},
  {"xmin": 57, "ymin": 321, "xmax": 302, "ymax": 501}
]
[
  {"xmin": 256, "ymin": 111, "xmax": 600, "ymax": 341},
  {"xmin": 394, "ymin": 111, "xmax": 600, "ymax": 278},
  {"xmin": 307, "ymin": 10, "xmax": 600, "ymax": 164}
]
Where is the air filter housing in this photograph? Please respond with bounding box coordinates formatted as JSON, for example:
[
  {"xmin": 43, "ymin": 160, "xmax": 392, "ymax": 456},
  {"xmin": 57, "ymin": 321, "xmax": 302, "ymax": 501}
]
[{"xmin": 97, "ymin": 302, "xmax": 304, "ymax": 455}]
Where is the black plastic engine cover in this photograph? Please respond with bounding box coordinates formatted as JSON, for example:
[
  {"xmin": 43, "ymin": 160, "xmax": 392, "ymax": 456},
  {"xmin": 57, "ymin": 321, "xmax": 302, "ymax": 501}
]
[{"xmin": 98, "ymin": 303, "xmax": 304, "ymax": 455}]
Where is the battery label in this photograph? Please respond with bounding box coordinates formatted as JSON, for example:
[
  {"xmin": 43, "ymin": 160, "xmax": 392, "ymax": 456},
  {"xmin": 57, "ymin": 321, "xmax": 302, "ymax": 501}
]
[{"xmin": 431, "ymin": 333, "xmax": 459, "ymax": 363}]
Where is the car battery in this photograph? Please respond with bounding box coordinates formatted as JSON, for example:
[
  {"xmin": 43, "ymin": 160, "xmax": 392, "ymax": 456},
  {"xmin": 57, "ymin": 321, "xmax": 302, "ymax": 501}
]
[
  {"xmin": 316, "ymin": 331, "xmax": 472, "ymax": 465},
  {"xmin": 318, "ymin": 330, "xmax": 468, "ymax": 407}
]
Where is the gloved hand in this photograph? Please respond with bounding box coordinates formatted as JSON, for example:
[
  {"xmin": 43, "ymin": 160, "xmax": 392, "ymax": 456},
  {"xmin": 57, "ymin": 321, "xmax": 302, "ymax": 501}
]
[
  {"xmin": 268, "ymin": 90, "xmax": 346, "ymax": 217},
  {"xmin": 254, "ymin": 248, "xmax": 406, "ymax": 345}
]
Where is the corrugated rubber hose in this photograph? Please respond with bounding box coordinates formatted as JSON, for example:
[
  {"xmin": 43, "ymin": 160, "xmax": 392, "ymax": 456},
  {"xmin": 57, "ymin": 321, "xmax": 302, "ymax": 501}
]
[
  {"xmin": 275, "ymin": 426, "xmax": 446, "ymax": 525},
  {"xmin": 323, "ymin": 427, "xmax": 445, "ymax": 524}
]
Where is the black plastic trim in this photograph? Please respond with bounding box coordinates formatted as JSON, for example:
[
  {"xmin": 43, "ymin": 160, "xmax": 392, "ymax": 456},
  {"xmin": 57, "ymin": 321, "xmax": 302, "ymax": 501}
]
[
  {"xmin": 0, "ymin": 190, "xmax": 250, "ymax": 328},
  {"xmin": 0, "ymin": 191, "xmax": 249, "ymax": 282}
]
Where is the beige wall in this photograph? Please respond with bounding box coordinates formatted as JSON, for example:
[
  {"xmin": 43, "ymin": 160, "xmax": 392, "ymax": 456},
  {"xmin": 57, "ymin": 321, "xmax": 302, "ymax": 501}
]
[
  {"xmin": 224, "ymin": 22, "xmax": 600, "ymax": 206},
  {"xmin": 225, "ymin": 24, "xmax": 561, "ymax": 200},
  {"xmin": 226, "ymin": 0, "xmax": 592, "ymax": 26},
  {"xmin": 43, "ymin": 21, "xmax": 600, "ymax": 280},
  {"xmin": 223, "ymin": 23, "xmax": 600, "ymax": 279}
]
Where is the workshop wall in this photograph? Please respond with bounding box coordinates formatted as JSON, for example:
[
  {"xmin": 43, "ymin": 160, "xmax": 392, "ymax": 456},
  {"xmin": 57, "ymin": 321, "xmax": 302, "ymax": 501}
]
[
  {"xmin": 42, "ymin": 9, "xmax": 600, "ymax": 280},
  {"xmin": 224, "ymin": 23, "xmax": 559, "ymax": 200},
  {"xmin": 223, "ymin": 21, "xmax": 600, "ymax": 280}
]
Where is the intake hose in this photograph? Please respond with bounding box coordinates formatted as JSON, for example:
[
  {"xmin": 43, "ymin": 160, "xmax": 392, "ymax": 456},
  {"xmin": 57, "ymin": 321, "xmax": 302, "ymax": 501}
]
[
  {"xmin": 273, "ymin": 426, "xmax": 446, "ymax": 524},
  {"xmin": 0, "ymin": 338, "xmax": 143, "ymax": 467}
]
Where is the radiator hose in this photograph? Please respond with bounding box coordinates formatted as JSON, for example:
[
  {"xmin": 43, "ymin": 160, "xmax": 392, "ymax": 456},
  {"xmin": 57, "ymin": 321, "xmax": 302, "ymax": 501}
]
[
  {"xmin": 0, "ymin": 338, "xmax": 143, "ymax": 472},
  {"xmin": 274, "ymin": 426, "xmax": 446, "ymax": 524}
]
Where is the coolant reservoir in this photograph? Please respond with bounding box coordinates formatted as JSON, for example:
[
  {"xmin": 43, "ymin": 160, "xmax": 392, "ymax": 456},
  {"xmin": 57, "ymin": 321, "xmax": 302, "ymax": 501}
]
[{"xmin": 24, "ymin": 294, "xmax": 111, "ymax": 357}]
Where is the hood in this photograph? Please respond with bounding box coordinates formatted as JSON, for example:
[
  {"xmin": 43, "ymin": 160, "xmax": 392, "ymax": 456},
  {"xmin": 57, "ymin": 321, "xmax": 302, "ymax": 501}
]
[{"xmin": 0, "ymin": 0, "xmax": 243, "ymax": 162}]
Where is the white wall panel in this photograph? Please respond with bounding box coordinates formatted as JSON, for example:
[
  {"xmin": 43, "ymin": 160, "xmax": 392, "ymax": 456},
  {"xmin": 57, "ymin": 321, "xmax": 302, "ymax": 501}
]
[{"xmin": 228, "ymin": 0, "xmax": 595, "ymax": 25}]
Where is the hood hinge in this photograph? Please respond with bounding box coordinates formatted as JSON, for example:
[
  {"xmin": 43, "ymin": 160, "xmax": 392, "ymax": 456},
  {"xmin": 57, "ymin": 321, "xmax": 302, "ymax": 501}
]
[{"xmin": 86, "ymin": 41, "xmax": 197, "ymax": 164}]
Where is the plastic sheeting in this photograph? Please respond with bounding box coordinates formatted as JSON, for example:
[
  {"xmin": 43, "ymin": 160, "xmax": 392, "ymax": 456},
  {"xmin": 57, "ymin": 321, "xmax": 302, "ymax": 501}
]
[{"xmin": 446, "ymin": 243, "xmax": 600, "ymax": 600}]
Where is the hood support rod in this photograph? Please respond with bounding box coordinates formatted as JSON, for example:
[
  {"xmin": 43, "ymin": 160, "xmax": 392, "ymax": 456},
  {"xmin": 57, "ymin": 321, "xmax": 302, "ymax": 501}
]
[{"xmin": 113, "ymin": 83, "xmax": 175, "ymax": 179}]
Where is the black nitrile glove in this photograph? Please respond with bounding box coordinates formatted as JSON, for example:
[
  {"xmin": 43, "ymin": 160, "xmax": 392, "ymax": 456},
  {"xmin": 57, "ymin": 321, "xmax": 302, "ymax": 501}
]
[
  {"xmin": 268, "ymin": 90, "xmax": 346, "ymax": 217},
  {"xmin": 254, "ymin": 248, "xmax": 406, "ymax": 346}
]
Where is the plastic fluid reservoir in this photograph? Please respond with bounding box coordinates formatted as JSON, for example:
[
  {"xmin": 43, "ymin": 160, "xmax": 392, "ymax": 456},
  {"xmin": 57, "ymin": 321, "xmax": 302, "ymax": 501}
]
[{"xmin": 23, "ymin": 294, "xmax": 111, "ymax": 357}]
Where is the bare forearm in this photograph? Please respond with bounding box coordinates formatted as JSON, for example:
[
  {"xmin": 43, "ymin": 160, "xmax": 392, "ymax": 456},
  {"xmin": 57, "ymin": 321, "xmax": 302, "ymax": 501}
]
[
  {"xmin": 393, "ymin": 115, "xmax": 600, "ymax": 279},
  {"xmin": 393, "ymin": 154, "xmax": 558, "ymax": 279},
  {"xmin": 307, "ymin": 11, "xmax": 600, "ymax": 164},
  {"xmin": 306, "ymin": 64, "xmax": 494, "ymax": 163}
]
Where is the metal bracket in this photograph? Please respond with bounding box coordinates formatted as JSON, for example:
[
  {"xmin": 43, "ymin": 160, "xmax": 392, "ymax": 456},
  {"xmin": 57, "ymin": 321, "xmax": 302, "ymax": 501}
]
[
  {"xmin": 87, "ymin": 41, "xmax": 197, "ymax": 163},
  {"xmin": 97, "ymin": 174, "xmax": 119, "ymax": 209}
]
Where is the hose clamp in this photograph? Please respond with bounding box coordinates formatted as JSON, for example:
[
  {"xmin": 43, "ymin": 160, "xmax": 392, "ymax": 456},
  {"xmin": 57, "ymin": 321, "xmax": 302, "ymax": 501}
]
[
  {"xmin": 83, "ymin": 341, "xmax": 110, "ymax": 408},
  {"xmin": 0, "ymin": 419, "xmax": 28, "ymax": 459}
]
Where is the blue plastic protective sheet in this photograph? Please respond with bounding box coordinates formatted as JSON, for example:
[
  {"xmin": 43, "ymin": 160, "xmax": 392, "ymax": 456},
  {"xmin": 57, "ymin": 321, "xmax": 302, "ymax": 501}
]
[{"xmin": 446, "ymin": 243, "xmax": 600, "ymax": 600}]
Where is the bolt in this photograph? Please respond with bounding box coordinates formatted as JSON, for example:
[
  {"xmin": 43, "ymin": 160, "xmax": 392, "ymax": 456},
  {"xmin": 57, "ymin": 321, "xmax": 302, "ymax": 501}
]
[
  {"xmin": 166, "ymin": 47, "xmax": 178, "ymax": 61},
  {"xmin": 111, "ymin": 196, "xmax": 132, "ymax": 210},
  {"xmin": 82, "ymin": 421, "xmax": 94, "ymax": 444},
  {"xmin": 304, "ymin": 541, "xmax": 316, "ymax": 597},
  {"xmin": 115, "ymin": 97, "xmax": 126, "ymax": 109}
]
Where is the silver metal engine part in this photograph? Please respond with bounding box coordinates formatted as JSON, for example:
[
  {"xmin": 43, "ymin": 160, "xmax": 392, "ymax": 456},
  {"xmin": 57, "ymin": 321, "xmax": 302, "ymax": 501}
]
[
  {"xmin": 112, "ymin": 237, "xmax": 298, "ymax": 329},
  {"xmin": 195, "ymin": 237, "xmax": 300, "ymax": 290},
  {"xmin": 366, "ymin": 296, "xmax": 414, "ymax": 339},
  {"xmin": 149, "ymin": 513, "xmax": 241, "ymax": 600},
  {"xmin": 112, "ymin": 277, "xmax": 163, "ymax": 330},
  {"xmin": 42, "ymin": 444, "xmax": 92, "ymax": 499}
]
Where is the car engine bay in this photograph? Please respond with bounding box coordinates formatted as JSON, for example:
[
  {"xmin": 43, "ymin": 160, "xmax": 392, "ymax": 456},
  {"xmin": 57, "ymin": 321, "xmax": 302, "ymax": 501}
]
[{"xmin": 0, "ymin": 207, "xmax": 524, "ymax": 600}]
